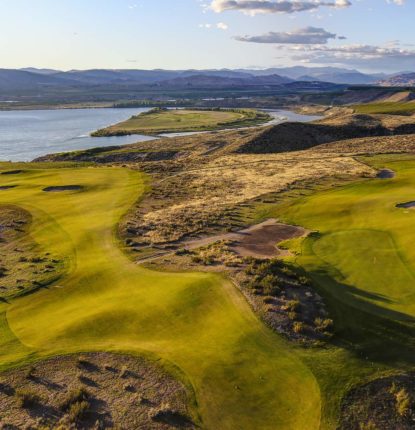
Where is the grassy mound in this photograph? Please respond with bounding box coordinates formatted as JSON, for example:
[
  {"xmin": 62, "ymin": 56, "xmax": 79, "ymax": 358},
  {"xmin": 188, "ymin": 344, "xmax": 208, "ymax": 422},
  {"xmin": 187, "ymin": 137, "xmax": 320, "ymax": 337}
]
[{"xmin": 91, "ymin": 108, "xmax": 271, "ymax": 136}]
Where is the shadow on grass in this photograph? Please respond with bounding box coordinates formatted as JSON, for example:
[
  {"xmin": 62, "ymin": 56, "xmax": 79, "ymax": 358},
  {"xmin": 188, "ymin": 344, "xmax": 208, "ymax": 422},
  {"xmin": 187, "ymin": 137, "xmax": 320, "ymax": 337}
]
[{"xmin": 309, "ymin": 266, "xmax": 415, "ymax": 366}]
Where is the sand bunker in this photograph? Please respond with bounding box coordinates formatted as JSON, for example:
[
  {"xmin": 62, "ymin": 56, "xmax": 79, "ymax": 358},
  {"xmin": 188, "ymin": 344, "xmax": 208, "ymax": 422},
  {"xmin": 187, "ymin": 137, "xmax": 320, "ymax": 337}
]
[
  {"xmin": 43, "ymin": 185, "xmax": 83, "ymax": 192},
  {"xmin": 396, "ymin": 201, "xmax": 415, "ymax": 208},
  {"xmin": 377, "ymin": 169, "xmax": 395, "ymax": 179},
  {"xmin": 184, "ymin": 219, "xmax": 308, "ymax": 259},
  {"xmin": 0, "ymin": 186, "xmax": 16, "ymax": 190}
]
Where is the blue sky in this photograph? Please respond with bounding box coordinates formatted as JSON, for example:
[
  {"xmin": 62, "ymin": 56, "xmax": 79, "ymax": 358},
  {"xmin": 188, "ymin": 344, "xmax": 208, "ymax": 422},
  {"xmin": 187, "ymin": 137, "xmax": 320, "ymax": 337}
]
[{"xmin": 0, "ymin": 0, "xmax": 413, "ymax": 72}]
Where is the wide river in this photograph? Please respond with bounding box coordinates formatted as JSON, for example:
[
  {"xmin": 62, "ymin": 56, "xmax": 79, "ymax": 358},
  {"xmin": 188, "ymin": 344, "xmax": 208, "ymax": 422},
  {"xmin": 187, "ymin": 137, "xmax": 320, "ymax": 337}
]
[{"xmin": 0, "ymin": 108, "xmax": 321, "ymax": 162}]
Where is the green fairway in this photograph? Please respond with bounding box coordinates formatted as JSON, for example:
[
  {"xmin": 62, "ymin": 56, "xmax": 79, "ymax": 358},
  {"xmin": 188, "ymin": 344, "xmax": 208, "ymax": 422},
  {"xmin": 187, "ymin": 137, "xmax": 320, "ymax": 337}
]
[
  {"xmin": 5, "ymin": 156, "xmax": 415, "ymax": 429},
  {"xmin": 0, "ymin": 165, "xmax": 320, "ymax": 430},
  {"xmin": 91, "ymin": 108, "xmax": 271, "ymax": 136},
  {"xmin": 250, "ymin": 154, "xmax": 415, "ymax": 427}
]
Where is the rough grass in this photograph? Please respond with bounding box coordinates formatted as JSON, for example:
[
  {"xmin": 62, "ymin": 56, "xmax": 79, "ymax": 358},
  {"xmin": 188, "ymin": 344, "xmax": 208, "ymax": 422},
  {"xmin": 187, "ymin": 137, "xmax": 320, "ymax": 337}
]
[
  {"xmin": 0, "ymin": 205, "xmax": 65, "ymax": 299},
  {"xmin": 0, "ymin": 352, "xmax": 192, "ymax": 429},
  {"xmin": 129, "ymin": 152, "xmax": 373, "ymax": 244},
  {"xmin": 353, "ymin": 102, "xmax": 415, "ymax": 116},
  {"xmin": 0, "ymin": 165, "xmax": 320, "ymax": 430}
]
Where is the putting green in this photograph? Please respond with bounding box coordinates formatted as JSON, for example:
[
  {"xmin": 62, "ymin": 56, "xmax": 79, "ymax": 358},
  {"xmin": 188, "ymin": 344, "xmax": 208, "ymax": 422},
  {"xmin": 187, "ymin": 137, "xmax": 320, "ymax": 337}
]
[
  {"xmin": 272, "ymin": 155, "xmax": 415, "ymax": 319},
  {"xmin": 0, "ymin": 166, "xmax": 320, "ymax": 430}
]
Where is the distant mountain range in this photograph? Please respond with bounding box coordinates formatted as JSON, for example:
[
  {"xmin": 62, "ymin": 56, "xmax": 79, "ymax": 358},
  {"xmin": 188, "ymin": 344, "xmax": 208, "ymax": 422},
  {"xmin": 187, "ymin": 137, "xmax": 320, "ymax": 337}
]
[
  {"xmin": 378, "ymin": 73, "xmax": 415, "ymax": 87},
  {"xmin": 0, "ymin": 67, "xmax": 412, "ymax": 95}
]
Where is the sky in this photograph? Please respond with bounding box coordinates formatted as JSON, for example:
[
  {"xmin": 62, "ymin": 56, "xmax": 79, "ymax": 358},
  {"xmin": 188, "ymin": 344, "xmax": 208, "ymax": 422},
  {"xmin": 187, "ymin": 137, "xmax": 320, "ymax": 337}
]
[{"xmin": 0, "ymin": 0, "xmax": 413, "ymax": 73}]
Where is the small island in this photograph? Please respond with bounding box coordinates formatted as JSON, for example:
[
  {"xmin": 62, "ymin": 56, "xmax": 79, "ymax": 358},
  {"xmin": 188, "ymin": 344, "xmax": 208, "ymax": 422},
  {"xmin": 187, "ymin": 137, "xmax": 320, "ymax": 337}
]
[{"xmin": 91, "ymin": 107, "xmax": 272, "ymax": 136}]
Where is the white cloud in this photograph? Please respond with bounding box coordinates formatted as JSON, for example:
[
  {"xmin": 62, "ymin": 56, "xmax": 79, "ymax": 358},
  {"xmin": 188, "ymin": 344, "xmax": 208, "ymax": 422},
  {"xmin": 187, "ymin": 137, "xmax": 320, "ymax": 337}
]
[
  {"xmin": 386, "ymin": 0, "xmax": 405, "ymax": 5},
  {"xmin": 217, "ymin": 22, "xmax": 229, "ymax": 30},
  {"xmin": 284, "ymin": 43, "xmax": 415, "ymax": 70},
  {"xmin": 210, "ymin": 0, "xmax": 351, "ymax": 15},
  {"xmin": 199, "ymin": 22, "xmax": 229, "ymax": 30},
  {"xmin": 236, "ymin": 26, "xmax": 341, "ymax": 44}
]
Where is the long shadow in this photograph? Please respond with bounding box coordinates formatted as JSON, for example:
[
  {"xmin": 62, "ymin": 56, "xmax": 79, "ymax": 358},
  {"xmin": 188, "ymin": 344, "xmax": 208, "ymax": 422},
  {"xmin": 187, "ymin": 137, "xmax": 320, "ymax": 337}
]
[{"xmin": 308, "ymin": 266, "xmax": 415, "ymax": 366}]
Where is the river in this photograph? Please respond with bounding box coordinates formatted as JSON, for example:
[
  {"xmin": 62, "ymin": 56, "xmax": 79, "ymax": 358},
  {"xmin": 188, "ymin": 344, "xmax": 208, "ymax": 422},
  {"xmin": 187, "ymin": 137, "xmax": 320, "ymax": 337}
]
[{"xmin": 0, "ymin": 108, "xmax": 321, "ymax": 161}]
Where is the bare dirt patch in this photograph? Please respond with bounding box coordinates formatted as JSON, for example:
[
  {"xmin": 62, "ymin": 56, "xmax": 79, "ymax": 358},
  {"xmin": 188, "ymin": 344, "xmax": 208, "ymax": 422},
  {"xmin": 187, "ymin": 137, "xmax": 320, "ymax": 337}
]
[
  {"xmin": 43, "ymin": 185, "xmax": 83, "ymax": 192},
  {"xmin": 182, "ymin": 219, "xmax": 307, "ymax": 259},
  {"xmin": 339, "ymin": 373, "xmax": 415, "ymax": 430},
  {"xmin": 0, "ymin": 352, "xmax": 195, "ymax": 429}
]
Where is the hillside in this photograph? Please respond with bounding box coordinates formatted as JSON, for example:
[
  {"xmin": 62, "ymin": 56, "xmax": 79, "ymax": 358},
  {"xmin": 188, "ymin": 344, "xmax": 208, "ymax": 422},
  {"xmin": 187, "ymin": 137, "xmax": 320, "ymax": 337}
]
[
  {"xmin": 0, "ymin": 69, "xmax": 74, "ymax": 92},
  {"xmin": 378, "ymin": 73, "xmax": 415, "ymax": 87},
  {"xmin": 155, "ymin": 74, "xmax": 293, "ymax": 88}
]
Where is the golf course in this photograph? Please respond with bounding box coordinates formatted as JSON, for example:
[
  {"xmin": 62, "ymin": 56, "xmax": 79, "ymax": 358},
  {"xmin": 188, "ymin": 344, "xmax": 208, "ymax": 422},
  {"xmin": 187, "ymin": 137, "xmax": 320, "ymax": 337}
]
[
  {"xmin": 91, "ymin": 108, "xmax": 272, "ymax": 136},
  {"xmin": 0, "ymin": 164, "xmax": 319, "ymax": 429},
  {"xmin": 2, "ymin": 154, "xmax": 415, "ymax": 428}
]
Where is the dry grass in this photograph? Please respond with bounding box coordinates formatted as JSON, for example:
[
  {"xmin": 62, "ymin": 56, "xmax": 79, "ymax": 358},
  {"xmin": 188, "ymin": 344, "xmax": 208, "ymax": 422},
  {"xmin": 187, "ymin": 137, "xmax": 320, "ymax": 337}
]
[
  {"xmin": 0, "ymin": 352, "xmax": 193, "ymax": 429},
  {"xmin": 136, "ymin": 152, "xmax": 373, "ymax": 244}
]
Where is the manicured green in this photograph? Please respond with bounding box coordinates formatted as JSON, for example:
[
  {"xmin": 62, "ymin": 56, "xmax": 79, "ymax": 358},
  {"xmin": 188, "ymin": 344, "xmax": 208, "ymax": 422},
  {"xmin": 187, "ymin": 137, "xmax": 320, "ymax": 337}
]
[
  {"xmin": 0, "ymin": 165, "xmax": 319, "ymax": 430},
  {"xmin": 353, "ymin": 101, "xmax": 415, "ymax": 115},
  {"xmin": 261, "ymin": 154, "xmax": 415, "ymax": 428},
  {"xmin": 91, "ymin": 108, "xmax": 271, "ymax": 136}
]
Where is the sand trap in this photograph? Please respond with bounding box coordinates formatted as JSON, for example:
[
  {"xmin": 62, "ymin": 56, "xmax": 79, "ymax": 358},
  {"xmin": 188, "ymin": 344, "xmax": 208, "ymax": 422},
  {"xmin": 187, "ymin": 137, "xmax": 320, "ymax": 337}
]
[
  {"xmin": 0, "ymin": 186, "xmax": 16, "ymax": 190},
  {"xmin": 184, "ymin": 219, "xmax": 308, "ymax": 259},
  {"xmin": 43, "ymin": 185, "xmax": 83, "ymax": 192},
  {"xmin": 1, "ymin": 170, "xmax": 22, "ymax": 175},
  {"xmin": 377, "ymin": 169, "xmax": 395, "ymax": 179},
  {"xmin": 396, "ymin": 201, "xmax": 415, "ymax": 208}
]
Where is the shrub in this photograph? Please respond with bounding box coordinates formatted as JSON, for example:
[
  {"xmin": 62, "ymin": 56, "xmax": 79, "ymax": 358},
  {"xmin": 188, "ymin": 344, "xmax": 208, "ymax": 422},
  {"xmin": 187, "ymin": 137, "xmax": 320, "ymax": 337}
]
[
  {"xmin": 120, "ymin": 365, "xmax": 129, "ymax": 378},
  {"xmin": 25, "ymin": 366, "xmax": 36, "ymax": 380},
  {"xmin": 60, "ymin": 387, "xmax": 89, "ymax": 411},
  {"xmin": 314, "ymin": 318, "xmax": 333, "ymax": 331},
  {"xmin": 191, "ymin": 256, "xmax": 202, "ymax": 264},
  {"xmin": 30, "ymin": 257, "xmax": 44, "ymax": 263},
  {"xmin": 298, "ymin": 276, "xmax": 310, "ymax": 286},
  {"xmin": 68, "ymin": 400, "xmax": 90, "ymax": 423},
  {"xmin": 389, "ymin": 382, "xmax": 398, "ymax": 395},
  {"xmin": 287, "ymin": 311, "xmax": 297, "ymax": 321},
  {"xmin": 395, "ymin": 388, "xmax": 411, "ymax": 417},
  {"xmin": 285, "ymin": 300, "xmax": 300, "ymax": 312},
  {"xmin": 263, "ymin": 284, "xmax": 279, "ymax": 296},
  {"xmin": 16, "ymin": 389, "xmax": 40, "ymax": 408},
  {"xmin": 293, "ymin": 322, "xmax": 305, "ymax": 334},
  {"xmin": 261, "ymin": 274, "xmax": 279, "ymax": 289},
  {"xmin": 124, "ymin": 383, "xmax": 135, "ymax": 392}
]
